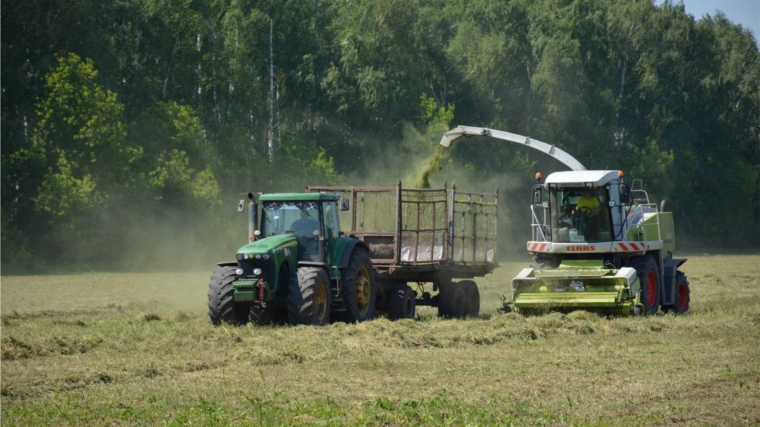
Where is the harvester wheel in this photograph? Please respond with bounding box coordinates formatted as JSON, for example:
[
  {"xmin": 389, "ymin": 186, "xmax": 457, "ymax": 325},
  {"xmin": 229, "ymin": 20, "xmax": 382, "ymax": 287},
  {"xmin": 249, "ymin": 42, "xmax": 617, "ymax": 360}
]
[
  {"xmin": 630, "ymin": 256, "xmax": 661, "ymax": 315},
  {"xmin": 664, "ymin": 272, "xmax": 690, "ymax": 315},
  {"xmin": 207, "ymin": 266, "xmax": 248, "ymax": 326},
  {"xmin": 287, "ymin": 267, "xmax": 331, "ymax": 326},
  {"xmin": 340, "ymin": 248, "xmax": 376, "ymax": 322},
  {"xmin": 387, "ymin": 284, "xmax": 416, "ymax": 320},
  {"xmin": 459, "ymin": 280, "xmax": 481, "ymax": 317},
  {"xmin": 438, "ymin": 283, "xmax": 466, "ymax": 318}
]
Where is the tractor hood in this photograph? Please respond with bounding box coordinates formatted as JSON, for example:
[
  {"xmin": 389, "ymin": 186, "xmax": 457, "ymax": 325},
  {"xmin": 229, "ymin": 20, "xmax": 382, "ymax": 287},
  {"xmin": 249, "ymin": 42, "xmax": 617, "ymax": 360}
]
[{"xmin": 237, "ymin": 234, "xmax": 297, "ymax": 254}]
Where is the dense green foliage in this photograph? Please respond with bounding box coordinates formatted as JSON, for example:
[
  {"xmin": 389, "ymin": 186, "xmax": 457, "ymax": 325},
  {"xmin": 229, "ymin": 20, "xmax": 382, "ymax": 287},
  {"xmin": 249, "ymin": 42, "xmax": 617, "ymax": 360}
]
[{"xmin": 2, "ymin": 0, "xmax": 758, "ymax": 271}]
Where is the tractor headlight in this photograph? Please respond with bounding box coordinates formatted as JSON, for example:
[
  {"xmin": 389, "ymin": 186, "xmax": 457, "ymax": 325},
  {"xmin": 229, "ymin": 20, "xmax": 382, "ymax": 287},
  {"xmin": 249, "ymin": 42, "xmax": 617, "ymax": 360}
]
[
  {"xmin": 253, "ymin": 268, "xmax": 262, "ymax": 276},
  {"xmin": 255, "ymin": 254, "xmax": 262, "ymax": 259},
  {"xmin": 235, "ymin": 268, "xmax": 244, "ymax": 275},
  {"xmin": 262, "ymin": 254, "xmax": 270, "ymax": 260},
  {"xmin": 236, "ymin": 254, "xmax": 243, "ymax": 261}
]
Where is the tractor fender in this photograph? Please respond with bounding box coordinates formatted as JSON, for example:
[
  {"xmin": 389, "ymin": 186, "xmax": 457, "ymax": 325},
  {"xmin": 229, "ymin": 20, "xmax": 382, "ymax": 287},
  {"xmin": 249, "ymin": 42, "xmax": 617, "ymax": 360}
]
[
  {"xmin": 217, "ymin": 261, "xmax": 237, "ymax": 267},
  {"xmin": 298, "ymin": 261, "xmax": 328, "ymax": 271},
  {"xmin": 335, "ymin": 237, "xmax": 370, "ymax": 269},
  {"xmin": 661, "ymin": 258, "xmax": 687, "ymax": 306}
]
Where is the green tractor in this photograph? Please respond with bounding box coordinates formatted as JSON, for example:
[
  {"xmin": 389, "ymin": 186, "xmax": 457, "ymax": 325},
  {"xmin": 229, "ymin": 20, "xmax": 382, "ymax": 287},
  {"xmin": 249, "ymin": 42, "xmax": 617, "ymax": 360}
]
[{"xmin": 208, "ymin": 192, "xmax": 376, "ymax": 326}]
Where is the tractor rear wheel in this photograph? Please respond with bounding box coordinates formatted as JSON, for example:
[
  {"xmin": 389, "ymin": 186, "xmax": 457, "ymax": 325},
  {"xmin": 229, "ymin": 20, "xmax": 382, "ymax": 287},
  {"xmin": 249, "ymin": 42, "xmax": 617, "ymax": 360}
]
[
  {"xmin": 438, "ymin": 283, "xmax": 466, "ymax": 318},
  {"xmin": 340, "ymin": 249, "xmax": 376, "ymax": 322},
  {"xmin": 459, "ymin": 280, "xmax": 481, "ymax": 317},
  {"xmin": 630, "ymin": 256, "xmax": 661, "ymax": 315},
  {"xmin": 208, "ymin": 266, "xmax": 248, "ymax": 326},
  {"xmin": 287, "ymin": 267, "xmax": 331, "ymax": 325},
  {"xmin": 387, "ymin": 284, "xmax": 416, "ymax": 321},
  {"xmin": 664, "ymin": 272, "xmax": 690, "ymax": 315}
]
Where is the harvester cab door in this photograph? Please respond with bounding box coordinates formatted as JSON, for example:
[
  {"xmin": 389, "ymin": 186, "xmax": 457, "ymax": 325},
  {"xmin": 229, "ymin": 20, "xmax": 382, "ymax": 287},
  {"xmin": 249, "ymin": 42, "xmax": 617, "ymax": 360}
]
[{"xmin": 531, "ymin": 185, "xmax": 551, "ymax": 242}]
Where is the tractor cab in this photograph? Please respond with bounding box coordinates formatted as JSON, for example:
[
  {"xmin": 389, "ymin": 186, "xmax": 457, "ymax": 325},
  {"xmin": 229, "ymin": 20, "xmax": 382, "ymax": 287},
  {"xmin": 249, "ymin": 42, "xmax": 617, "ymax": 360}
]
[
  {"xmin": 259, "ymin": 193, "xmax": 343, "ymax": 263},
  {"xmin": 532, "ymin": 170, "xmax": 629, "ymax": 244}
]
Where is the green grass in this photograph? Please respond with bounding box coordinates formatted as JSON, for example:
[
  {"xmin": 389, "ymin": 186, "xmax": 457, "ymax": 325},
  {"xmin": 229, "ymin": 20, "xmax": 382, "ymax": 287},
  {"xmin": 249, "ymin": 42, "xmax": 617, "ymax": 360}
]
[{"xmin": 2, "ymin": 255, "xmax": 760, "ymax": 426}]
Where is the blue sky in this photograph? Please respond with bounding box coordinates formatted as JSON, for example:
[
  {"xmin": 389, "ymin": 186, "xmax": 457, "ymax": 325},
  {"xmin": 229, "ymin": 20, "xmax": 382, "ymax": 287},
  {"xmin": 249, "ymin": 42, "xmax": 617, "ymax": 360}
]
[{"xmin": 664, "ymin": 0, "xmax": 760, "ymax": 38}]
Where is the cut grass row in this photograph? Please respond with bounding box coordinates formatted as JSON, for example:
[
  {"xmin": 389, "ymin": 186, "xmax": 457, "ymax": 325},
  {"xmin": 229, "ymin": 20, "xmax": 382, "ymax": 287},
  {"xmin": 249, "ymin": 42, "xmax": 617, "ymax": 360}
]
[{"xmin": 2, "ymin": 255, "xmax": 759, "ymax": 426}]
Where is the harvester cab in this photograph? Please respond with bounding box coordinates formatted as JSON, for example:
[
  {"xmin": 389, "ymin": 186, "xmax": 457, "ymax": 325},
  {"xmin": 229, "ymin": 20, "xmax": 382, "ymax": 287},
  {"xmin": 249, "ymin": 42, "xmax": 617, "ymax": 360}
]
[{"xmin": 438, "ymin": 126, "xmax": 691, "ymax": 316}]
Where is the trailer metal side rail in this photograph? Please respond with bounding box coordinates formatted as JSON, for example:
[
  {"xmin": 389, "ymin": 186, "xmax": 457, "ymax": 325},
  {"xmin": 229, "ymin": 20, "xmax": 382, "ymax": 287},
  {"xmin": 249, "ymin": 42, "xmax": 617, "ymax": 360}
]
[
  {"xmin": 450, "ymin": 185, "xmax": 499, "ymax": 265},
  {"xmin": 399, "ymin": 182, "xmax": 448, "ymax": 265}
]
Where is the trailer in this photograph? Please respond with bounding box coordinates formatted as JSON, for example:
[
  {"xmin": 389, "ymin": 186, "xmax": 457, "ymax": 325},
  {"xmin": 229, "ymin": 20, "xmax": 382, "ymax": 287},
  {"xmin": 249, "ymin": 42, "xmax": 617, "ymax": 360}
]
[{"xmin": 307, "ymin": 181, "xmax": 499, "ymax": 319}]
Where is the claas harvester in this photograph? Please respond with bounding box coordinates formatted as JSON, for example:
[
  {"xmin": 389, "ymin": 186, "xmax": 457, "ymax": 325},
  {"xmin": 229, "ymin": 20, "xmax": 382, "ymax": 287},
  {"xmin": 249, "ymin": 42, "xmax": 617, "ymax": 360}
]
[{"xmin": 440, "ymin": 126, "xmax": 691, "ymax": 316}]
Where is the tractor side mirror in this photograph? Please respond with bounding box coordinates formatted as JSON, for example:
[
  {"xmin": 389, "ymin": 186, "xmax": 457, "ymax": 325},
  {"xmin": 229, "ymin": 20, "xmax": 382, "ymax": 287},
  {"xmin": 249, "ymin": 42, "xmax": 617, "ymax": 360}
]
[
  {"xmin": 339, "ymin": 197, "xmax": 350, "ymax": 211},
  {"xmin": 619, "ymin": 184, "xmax": 630, "ymax": 204},
  {"xmin": 532, "ymin": 185, "xmax": 543, "ymax": 205}
]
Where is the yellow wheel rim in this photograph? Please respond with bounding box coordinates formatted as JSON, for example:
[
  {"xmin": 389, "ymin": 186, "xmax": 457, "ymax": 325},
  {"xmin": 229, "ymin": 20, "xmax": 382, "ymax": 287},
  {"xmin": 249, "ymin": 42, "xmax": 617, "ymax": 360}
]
[
  {"xmin": 356, "ymin": 266, "xmax": 371, "ymax": 315},
  {"xmin": 315, "ymin": 283, "xmax": 328, "ymax": 320}
]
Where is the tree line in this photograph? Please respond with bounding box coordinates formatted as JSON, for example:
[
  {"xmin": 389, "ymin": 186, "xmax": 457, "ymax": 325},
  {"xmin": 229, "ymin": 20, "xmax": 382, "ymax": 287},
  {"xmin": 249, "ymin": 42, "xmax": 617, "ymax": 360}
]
[{"xmin": 2, "ymin": 0, "xmax": 758, "ymax": 271}]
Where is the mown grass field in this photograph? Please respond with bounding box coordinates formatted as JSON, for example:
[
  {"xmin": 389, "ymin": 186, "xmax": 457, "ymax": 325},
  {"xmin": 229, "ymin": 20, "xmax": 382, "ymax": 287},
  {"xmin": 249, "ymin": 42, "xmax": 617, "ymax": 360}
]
[{"xmin": 2, "ymin": 254, "xmax": 759, "ymax": 426}]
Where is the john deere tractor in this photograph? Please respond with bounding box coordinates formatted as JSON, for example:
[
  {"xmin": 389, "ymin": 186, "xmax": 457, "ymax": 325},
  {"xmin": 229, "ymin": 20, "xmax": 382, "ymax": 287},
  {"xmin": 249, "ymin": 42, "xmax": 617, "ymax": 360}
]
[{"xmin": 208, "ymin": 192, "xmax": 376, "ymax": 326}]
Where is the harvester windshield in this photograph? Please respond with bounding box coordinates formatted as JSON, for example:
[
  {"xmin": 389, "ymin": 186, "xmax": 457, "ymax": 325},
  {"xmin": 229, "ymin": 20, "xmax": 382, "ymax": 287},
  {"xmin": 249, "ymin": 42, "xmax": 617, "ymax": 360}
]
[
  {"xmin": 533, "ymin": 186, "xmax": 613, "ymax": 244},
  {"xmin": 555, "ymin": 187, "xmax": 611, "ymax": 243}
]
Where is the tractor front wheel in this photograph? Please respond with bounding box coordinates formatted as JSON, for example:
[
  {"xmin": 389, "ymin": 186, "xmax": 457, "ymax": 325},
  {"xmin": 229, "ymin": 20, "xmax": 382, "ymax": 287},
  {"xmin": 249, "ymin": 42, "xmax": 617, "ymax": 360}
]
[
  {"xmin": 287, "ymin": 267, "xmax": 331, "ymax": 325},
  {"xmin": 387, "ymin": 284, "xmax": 416, "ymax": 320},
  {"xmin": 208, "ymin": 266, "xmax": 248, "ymax": 326},
  {"xmin": 340, "ymin": 249, "xmax": 376, "ymax": 322}
]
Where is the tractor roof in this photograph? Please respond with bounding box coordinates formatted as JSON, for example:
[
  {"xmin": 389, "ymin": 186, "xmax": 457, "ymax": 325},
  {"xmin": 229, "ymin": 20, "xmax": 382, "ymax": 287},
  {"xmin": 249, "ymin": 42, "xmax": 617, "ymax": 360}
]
[
  {"xmin": 259, "ymin": 192, "xmax": 341, "ymax": 202},
  {"xmin": 544, "ymin": 170, "xmax": 621, "ymax": 188}
]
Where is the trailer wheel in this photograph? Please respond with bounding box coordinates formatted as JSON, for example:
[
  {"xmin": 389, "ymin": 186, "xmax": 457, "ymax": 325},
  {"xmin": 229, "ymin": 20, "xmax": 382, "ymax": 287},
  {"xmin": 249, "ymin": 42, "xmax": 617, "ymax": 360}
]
[
  {"xmin": 287, "ymin": 267, "xmax": 331, "ymax": 325},
  {"xmin": 459, "ymin": 280, "xmax": 481, "ymax": 317},
  {"xmin": 387, "ymin": 284, "xmax": 416, "ymax": 320},
  {"xmin": 438, "ymin": 283, "xmax": 466, "ymax": 318},
  {"xmin": 630, "ymin": 256, "xmax": 660, "ymax": 315},
  {"xmin": 664, "ymin": 272, "xmax": 690, "ymax": 315},
  {"xmin": 208, "ymin": 266, "xmax": 248, "ymax": 326},
  {"xmin": 340, "ymin": 249, "xmax": 376, "ymax": 322}
]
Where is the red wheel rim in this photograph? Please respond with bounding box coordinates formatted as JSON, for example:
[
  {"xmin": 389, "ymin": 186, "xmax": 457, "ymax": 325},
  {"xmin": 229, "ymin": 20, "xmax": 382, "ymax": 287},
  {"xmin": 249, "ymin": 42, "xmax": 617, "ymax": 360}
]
[
  {"xmin": 646, "ymin": 271, "xmax": 657, "ymax": 307},
  {"xmin": 677, "ymin": 283, "xmax": 689, "ymax": 310}
]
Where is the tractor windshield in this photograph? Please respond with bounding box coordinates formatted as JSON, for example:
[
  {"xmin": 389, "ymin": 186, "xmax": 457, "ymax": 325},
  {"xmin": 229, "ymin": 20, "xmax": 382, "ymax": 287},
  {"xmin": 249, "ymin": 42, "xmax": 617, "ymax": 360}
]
[
  {"xmin": 551, "ymin": 187, "xmax": 612, "ymax": 243},
  {"xmin": 261, "ymin": 201, "xmax": 320, "ymax": 238},
  {"xmin": 261, "ymin": 201, "xmax": 324, "ymax": 261}
]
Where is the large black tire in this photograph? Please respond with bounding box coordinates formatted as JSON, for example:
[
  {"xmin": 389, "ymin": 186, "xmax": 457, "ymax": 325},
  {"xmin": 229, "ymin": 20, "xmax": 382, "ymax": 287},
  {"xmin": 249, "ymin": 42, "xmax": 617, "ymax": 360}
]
[
  {"xmin": 628, "ymin": 256, "xmax": 661, "ymax": 315},
  {"xmin": 663, "ymin": 272, "xmax": 690, "ymax": 315},
  {"xmin": 287, "ymin": 267, "xmax": 331, "ymax": 325},
  {"xmin": 459, "ymin": 280, "xmax": 480, "ymax": 317},
  {"xmin": 387, "ymin": 284, "xmax": 416, "ymax": 321},
  {"xmin": 438, "ymin": 283, "xmax": 467, "ymax": 318},
  {"xmin": 208, "ymin": 266, "xmax": 248, "ymax": 326},
  {"xmin": 340, "ymin": 249, "xmax": 376, "ymax": 322}
]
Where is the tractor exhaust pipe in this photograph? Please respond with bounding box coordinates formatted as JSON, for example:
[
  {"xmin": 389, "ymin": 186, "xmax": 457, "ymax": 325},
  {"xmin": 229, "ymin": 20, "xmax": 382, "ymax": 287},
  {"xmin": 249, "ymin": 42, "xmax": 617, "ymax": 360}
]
[{"xmin": 248, "ymin": 192, "xmax": 258, "ymax": 242}]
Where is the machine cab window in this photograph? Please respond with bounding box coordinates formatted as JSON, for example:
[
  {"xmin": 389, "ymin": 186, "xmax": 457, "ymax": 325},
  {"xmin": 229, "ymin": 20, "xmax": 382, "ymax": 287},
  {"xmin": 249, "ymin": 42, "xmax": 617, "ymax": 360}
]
[
  {"xmin": 261, "ymin": 201, "xmax": 323, "ymax": 261},
  {"xmin": 553, "ymin": 187, "xmax": 611, "ymax": 243}
]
